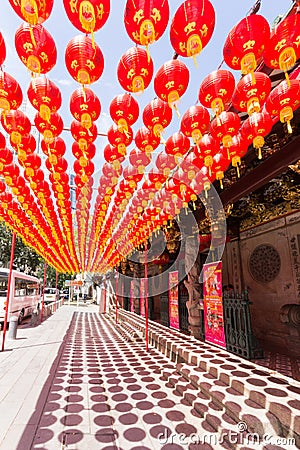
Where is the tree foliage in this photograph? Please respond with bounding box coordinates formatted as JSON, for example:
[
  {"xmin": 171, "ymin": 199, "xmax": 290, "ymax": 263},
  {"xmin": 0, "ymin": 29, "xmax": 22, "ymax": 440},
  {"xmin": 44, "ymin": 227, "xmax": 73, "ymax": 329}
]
[{"xmin": 0, "ymin": 223, "xmax": 69, "ymax": 289}]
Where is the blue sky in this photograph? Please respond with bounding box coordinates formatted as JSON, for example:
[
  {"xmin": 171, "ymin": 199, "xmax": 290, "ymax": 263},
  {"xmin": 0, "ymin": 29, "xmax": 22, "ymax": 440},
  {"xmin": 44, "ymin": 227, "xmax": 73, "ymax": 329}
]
[{"xmin": 0, "ymin": 0, "xmax": 293, "ymax": 185}]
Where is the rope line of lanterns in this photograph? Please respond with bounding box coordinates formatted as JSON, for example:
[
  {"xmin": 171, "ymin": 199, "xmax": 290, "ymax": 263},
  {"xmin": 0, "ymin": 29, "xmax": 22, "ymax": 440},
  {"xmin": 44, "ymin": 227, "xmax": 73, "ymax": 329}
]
[{"xmin": 0, "ymin": 0, "xmax": 299, "ymax": 274}]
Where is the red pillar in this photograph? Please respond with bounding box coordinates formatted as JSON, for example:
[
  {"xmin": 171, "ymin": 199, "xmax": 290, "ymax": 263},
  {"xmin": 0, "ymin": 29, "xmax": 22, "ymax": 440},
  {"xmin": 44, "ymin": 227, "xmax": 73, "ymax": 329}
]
[
  {"xmin": 103, "ymin": 278, "xmax": 107, "ymax": 314},
  {"xmin": 1, "ymin": 232, "xmax": 16, "ymax": 352},
  {"xmin": 41, "ymin": 263, "xmax": 47, "ymax": 322},
  {"xmin": 145, "ymin": 243, "xmax": 149, "ymax": 352}
]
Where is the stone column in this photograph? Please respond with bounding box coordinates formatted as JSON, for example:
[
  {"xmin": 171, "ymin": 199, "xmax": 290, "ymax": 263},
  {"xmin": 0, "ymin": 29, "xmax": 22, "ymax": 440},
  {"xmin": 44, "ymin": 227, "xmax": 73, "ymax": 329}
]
[{"xmin": 184, "ymin": 234, "xmax": 204, "ymax": 340}]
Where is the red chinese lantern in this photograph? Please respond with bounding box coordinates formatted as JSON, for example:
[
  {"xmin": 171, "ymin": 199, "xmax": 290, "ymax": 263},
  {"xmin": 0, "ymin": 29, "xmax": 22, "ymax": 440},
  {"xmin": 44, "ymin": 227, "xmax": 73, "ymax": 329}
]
[
  {"xmin": 15, "ymin": 23, "xmax": 57, "ymax": 74},
  {"xmin": 102, "ymin": 162, "xmax": 122, "ymax": 182},
  {"xmin": 135, "ymin": 126, "xmax": 160, "ymax": 155},
  {"xmin": 8, "ymin": 0, "xmax": 54, "ymax": 24},
  {"xmin": 165, "ymin": 131, "xmax": 190, "ymax": 162},
  {"xmin": 170, "ymin": 0, "xmax": 215, "ymax": 63},
  {"xmin": 41, "ymin": 137, "xmax": 66, "ymax": 158},
  {"xmin": 265, "ymin": 79, "xmax": 300, "ymax": 134},
  {"xmin": 65, "ymin": 35, "xmax": 104, "ymax": 85},
  {"xmin": 223, "ymin": 14, "xmax": 270, "ymax": 78},
  {"xmin": 21, "ymin": 152, "xmax": 42, "ymax": 178},
  {"xmin": 154, "ymin": 59, "xmax": 189, "ymax": 112},
  {"xmin": 103, "ymin": 143, "xmax": 125, "ymax": 169},
  {"xmin": 196, "ymin": 134, "xmax": 219, "ymax": 175},
  {"xmin": 0, "ymin": 32, "xmax": 6, "ymax": 66},
  {"xmin": 124, "ymin": 0, "xmax": 169, "ymax": 51},
  {"xmin": 240, "ymin": 111, "xmax": 273, "ymax": 159},
  {"xmin": 74, "ymin": 159, "xmax": 95, "ymax": 183},
  {"xmin": 211, "ymin": 151, "xmax": 230, "ymax": 188},
  {"xmin": 0, "ymin": 148, "xmax": 13, "ymax": 172},
  {"xmin": 199, "ymin": 69, "xmax": 235, "ymax": 116},
  {"xmin": 63, "ymin": 0, "xmax": 110, "ymax": 34},
  {"xmin": 27, "ymin": 76, "xmax": 62, "ymax": 121},
  {"xmin": 0, "ymin": 132, "xmax": 5, "ymax": 149},
  {"xmin": 12, "ymin": 133, "xmax": 36, "ymax": 162},
  {"xmin": 70, "ymin": 87, "xmax": 101, "ymax": 130},
  {"xmin": 35, "ymin": 112, "xmax": 63, "ymax": 144},
  {"xmin": 227, "ymin": 134, "xmax": 249, "ymax": 176},
  {"xmin": 1, "ymin": 110, "xmax": 31, "ymax": 144},
  {"xmin": 117, "ymin": 47, "xmax": 153, "ymax": 94},
  {"xmin": 210, "ymin": 111, "xmax": 240, "ymax": 156},
  {"xmin": 180, "ymin": 105, "xmax": 210, "ymax": 146},
  {"xmin": 123, "ymin": 165, "xmax": 143, "ymax": 186},
  {"xmin": 143, "ymin": 98, "xmax": 173, "ymax": 139},
  {"xmin": 0, "ymin": 71, "xmax": 23, "ymax": 113},
  {"xmin": 264, "ymin": 14, "xmax": 300, "ymax": 86},
  {"xmin": 1, "ymin": 163, "xmax": 20, "ymax": 187},
  {"xmin": 72, "ymin": 142, "xmax": 96, "ymax": 163},
  {"xmin": 107, "ymin": 124, "xmax": 133, "ymax": 156},
  {"xmin": 148, "ymin": 167, "xmax": 167, "ymax": 190},
  {"xmin": 181, "ymin": 149, "xmax": 204, "ymax": 180},
  {"xmin": 46, "ymin": 156, "xmax": 68, "ymax": 174},
  {"xmin": 129, "ymin": 148, "xmax": 152, "ymax": 173},
  {"xmin": 71, "ymin": 120, "xmax": 97, "ymax": 150},
  {"xmin": 110, "ymin": 93, "xmax": 139, "ymax": 135},
  {"xmin": 232, "ymin": 72, "xmax": 271, "ymax": 116},
  {"xmin": 156, "ymin": 151, "xmax": 176, "ymax": 176}
]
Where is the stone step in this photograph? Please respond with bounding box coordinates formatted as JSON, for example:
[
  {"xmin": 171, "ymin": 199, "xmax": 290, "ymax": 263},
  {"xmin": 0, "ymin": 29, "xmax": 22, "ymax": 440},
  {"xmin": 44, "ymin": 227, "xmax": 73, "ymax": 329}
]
[{"xmin": 117, "ymin": 309, "xmax": 300, "ymax": 446}]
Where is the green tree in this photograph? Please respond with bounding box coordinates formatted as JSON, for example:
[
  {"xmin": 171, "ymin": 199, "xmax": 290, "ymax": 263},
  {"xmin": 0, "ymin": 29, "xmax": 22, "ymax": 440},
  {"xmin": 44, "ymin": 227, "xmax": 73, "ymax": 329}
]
[
  {"xmin": 0, "ymin": 222, "xmax": 43, "ymax": 274},
  {"xmin": 0, "ymin": 223, "xmax": 75, "ymax": 289}
]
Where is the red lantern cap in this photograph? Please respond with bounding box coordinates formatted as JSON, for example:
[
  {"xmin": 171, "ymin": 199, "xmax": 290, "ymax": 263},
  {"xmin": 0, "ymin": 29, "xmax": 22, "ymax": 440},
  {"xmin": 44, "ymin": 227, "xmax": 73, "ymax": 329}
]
[{"xmin": 170, "ymin": 0, "xmax": 215, "ymax": 60}]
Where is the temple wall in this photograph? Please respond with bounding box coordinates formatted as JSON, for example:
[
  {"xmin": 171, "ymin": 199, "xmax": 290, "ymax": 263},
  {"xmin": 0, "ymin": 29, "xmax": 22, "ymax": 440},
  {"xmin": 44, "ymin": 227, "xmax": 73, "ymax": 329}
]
[{"xmin": 223, "ymin": 211, "xmax": 300, "ymax": 357}]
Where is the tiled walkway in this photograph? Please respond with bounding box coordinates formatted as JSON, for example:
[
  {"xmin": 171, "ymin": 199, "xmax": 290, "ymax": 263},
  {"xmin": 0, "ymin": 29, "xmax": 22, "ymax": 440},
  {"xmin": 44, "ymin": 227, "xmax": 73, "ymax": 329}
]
[
  {"xmin": 0, "ymin": 307, "xmax": 299, "ymax": 450},
  {"xmin": 252, "ymin": 352, "xmax": 300, "ymax": 382}
]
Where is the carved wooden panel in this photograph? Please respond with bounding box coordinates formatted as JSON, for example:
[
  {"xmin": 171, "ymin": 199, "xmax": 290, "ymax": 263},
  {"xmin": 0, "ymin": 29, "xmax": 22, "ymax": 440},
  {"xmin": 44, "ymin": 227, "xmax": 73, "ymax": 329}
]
[{"xmin": 248, "ymin": 244, "xmax": 281, "ymax": 283}]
